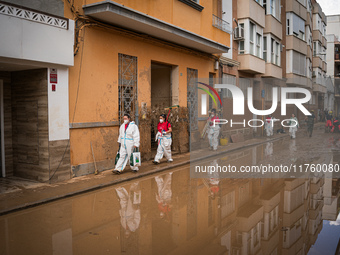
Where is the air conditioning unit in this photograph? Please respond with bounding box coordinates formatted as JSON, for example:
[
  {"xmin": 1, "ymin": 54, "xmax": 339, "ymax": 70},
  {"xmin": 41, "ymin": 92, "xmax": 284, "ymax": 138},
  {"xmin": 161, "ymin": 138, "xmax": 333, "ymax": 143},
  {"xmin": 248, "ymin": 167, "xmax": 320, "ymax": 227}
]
[
  {"xmin": 312, "ymin": 71, "xmax": 316, "ymax": 77},
  {"xmin": 234, "ymin": 26, "xmax": 245, "ymax": 40}
]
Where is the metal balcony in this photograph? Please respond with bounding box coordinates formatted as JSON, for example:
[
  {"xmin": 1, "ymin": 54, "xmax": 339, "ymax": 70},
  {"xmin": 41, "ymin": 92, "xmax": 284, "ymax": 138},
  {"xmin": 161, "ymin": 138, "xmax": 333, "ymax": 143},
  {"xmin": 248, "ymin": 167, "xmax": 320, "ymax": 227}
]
[{"xmin": 212, "ymin": 14, "xmax": 232, "ymax": 34}]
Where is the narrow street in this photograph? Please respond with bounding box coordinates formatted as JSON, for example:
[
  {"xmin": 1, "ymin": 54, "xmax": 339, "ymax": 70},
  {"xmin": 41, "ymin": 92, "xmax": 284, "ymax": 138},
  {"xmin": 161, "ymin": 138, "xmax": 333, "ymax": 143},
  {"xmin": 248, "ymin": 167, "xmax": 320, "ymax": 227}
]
[
  {"xmin": 0, "ymin": 126, "xmax": 339, "ymax": 255},
  {"xmin": 0, "ymin": 0, "xmax": 339, "ymax": 254}
]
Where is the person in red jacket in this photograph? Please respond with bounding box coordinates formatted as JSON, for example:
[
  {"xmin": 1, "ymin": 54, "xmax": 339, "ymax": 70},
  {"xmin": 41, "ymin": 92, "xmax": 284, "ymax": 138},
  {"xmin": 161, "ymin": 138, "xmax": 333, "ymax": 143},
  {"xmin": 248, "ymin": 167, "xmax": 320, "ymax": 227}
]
[
  {"xmin": 331, "ymin": 117, "xmax": 340, "ymax": 133},
  {"xmin": 326, "ymin": 111, "xmax": 333, "ymax": 132},
  {"xmin": 153, "ymin": 114, "xmax": 173, "ymax": 164}
]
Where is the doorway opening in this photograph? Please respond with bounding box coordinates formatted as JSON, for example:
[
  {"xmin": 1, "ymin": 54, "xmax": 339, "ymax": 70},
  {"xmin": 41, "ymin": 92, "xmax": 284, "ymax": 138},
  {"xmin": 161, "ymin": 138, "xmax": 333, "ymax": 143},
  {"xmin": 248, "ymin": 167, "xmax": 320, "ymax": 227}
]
[
  {"xmin": 0, "ymin": 79, "xmax": 4, "ymax": 178},
  {"xmin": 151, "ymin": 62, "xmax": 172, "ymax": 150}
]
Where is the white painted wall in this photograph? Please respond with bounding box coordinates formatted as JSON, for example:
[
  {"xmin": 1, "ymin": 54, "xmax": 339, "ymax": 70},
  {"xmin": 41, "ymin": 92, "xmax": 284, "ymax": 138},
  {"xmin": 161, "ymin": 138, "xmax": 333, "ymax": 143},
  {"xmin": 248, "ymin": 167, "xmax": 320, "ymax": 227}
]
[
  {"xmin": 48, "ymin": 67, "xmax": 70, "ymax": 141},
  {"xmin": 326, "ymin": 34, "xmax": 335, "ymax": 77},
  {"xmin": 286, "ymin": 50, "xmax": 293, "ymax": 73},
  {"xmin": 327, "ymin": 15, "xmax": 340, "ymax": 38},
  {"xmin": 0, "ymin": 14, "xmax": 74, "ymax": 66},
  {"xmin": 222, "ymin": 0, "xmax": 233, "ymax": 59}
]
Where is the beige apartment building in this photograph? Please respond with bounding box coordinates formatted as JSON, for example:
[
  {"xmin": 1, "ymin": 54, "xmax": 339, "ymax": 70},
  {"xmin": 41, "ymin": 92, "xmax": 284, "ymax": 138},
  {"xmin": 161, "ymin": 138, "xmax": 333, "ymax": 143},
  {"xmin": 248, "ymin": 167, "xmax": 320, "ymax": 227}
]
[
  {"xmin": 218, "ymin": 0, "xmax": 328, "ymax": 140},
  {"xmin": 326, "ymin": 15, "xmax": 340, "ymax": 115}
]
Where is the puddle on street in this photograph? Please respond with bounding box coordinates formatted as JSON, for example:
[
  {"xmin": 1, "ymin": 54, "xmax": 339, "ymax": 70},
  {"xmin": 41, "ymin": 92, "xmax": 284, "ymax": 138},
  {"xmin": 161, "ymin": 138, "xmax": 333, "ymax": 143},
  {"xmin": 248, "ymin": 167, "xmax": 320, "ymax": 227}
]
[{"xmin": 0, "ymin": 138, "xmax": 340, "ymax": 255}]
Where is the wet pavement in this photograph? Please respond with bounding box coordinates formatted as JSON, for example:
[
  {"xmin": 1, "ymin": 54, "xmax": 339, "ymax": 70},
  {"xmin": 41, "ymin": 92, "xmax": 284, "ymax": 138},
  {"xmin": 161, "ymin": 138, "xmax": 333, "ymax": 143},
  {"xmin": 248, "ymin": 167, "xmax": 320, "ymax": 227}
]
[
  {"xmin": 0, "ymin": 126, "xmax": 340, "ymax": 254},
  {"xmin": 0, "ymin": 130, "xmax": 291, "ymax": 216}
]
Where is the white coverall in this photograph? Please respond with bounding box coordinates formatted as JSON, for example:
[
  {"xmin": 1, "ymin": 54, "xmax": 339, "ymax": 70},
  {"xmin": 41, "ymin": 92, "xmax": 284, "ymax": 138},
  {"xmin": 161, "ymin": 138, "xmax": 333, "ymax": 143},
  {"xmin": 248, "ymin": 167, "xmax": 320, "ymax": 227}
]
[
  {"xmin": 289, "ymin": 117, "xmax": 299, "ymax": 139},
  {"xmin": 154, "ymin": 132, "xmax": 172, "ymax": 162},
  {"xmin": 115, "ymin": 121, "xmax": 140, "ymax": 172},
  {"xmin": 265, "ymin": 117, "xmax": 274, "ymax": 136},
  {"xmin": 208, "ymin": 123, "xmax": 220, "ymax": 150},
  {"xmin": 265, "ymin": 142, "xmax": 273, "ymax": 157},
  {"xmin": 115, "ymin": 182, "xmax": 141, "ymax": 234},
  {"xmin": 155, "ymin": 172, "xmax": 173, "ymax": 205},
  {"xmin": 155, "ymin": 173, "xmax": 172, "ymax": 218}
]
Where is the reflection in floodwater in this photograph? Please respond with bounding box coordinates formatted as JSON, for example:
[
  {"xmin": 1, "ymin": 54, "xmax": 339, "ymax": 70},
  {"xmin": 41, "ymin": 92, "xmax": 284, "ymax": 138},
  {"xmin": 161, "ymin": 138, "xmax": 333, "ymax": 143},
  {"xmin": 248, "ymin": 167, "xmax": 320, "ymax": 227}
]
[
  {"xmin": 155, "ymin": 172, "xmax": 172, "ymax": 220},
  {"xmin": 264, "ymin": 142, "xmax": 273, "ymax": 158},
  {"xmin": 0, "ymin": 143, "xmax": 339, "ymax": 255},
  {"xmin": 203, "ymin": 159, "xmax": 220, "ymax": 200},
  {"xmin": 115, "ymin": 182, "xmax": 141, "ymax": 254},
  {"xmin": 192, "ymin": 135, "xmax": 340, "ymax": 179}
]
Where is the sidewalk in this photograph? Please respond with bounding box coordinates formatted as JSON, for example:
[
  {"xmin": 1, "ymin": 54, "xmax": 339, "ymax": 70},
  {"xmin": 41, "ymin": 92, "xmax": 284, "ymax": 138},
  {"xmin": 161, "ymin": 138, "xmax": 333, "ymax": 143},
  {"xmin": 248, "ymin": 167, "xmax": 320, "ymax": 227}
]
[{"xmin": 0, "ymin": 124, "xmax": 324, "ymax": 216}]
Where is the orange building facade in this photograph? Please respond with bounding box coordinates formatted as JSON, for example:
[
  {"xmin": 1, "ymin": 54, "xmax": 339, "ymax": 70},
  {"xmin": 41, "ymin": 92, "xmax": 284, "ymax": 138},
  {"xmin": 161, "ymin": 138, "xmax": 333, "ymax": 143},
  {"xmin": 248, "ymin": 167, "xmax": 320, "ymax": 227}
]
[{"xmin": 65, "ymin": 0, "xmax": 232, "ymax": 176}]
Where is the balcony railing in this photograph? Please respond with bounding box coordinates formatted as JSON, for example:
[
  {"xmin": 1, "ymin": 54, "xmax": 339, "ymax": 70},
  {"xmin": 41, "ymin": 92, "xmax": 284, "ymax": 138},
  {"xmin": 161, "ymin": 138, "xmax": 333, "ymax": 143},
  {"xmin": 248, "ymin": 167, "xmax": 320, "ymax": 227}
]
[
  {"xmin": 0, "ymin": 1, "xmax": 69, "ymax": 29},
  {"xmin": 313, "ymin": 77, "xmax": 326, "ymax": 86},
  {"xmin": 212, "ymin": 14, "xmax": 232, "ymax": 34}
]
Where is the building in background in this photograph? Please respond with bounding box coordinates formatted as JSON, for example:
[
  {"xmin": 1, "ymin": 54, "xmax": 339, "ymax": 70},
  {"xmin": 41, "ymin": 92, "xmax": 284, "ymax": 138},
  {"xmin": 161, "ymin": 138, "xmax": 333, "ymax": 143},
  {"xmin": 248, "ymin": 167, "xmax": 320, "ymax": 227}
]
[
  {"xmin": 310, "ymin": 1, "xmax": 328, "ymax": 116},
  {"xmin": 326, "ymin": 15, "xmax": 340, "ymax": 115},
  {"xmin": 218, "ymin": 0, "xmax": 329, "ymax": 140},
  {"xmin": 0, "ymin": 0, "xmax": 74, "ymax": 182}
]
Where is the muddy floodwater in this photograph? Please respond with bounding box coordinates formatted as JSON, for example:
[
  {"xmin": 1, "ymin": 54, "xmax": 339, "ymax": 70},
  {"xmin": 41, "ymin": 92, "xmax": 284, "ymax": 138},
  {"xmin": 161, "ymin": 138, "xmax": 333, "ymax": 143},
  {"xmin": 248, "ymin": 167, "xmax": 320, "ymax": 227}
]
[{"xmin": 1, "ymin": 135, "xmax": 340, "ymax": 255}]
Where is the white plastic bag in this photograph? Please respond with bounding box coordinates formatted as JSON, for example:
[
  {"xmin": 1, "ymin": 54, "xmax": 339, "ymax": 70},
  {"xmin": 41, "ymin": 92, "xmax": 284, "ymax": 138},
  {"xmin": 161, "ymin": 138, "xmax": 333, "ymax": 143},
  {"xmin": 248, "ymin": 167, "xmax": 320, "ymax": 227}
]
[{"xmin": 132, "ymin": 152, "xmax": 141, "ymax": 167}]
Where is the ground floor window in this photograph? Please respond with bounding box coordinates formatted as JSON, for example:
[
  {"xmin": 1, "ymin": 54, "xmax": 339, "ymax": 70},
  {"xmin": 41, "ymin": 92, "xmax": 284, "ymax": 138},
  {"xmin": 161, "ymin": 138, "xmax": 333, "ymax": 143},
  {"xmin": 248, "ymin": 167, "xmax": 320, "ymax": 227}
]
[
  {"xmin": 118, "ymin": 53, "xmax": 138, "ymax": 123},
  {"xmin": 187, "ymin": 68, "xmax": 198, "ymax": 130}
]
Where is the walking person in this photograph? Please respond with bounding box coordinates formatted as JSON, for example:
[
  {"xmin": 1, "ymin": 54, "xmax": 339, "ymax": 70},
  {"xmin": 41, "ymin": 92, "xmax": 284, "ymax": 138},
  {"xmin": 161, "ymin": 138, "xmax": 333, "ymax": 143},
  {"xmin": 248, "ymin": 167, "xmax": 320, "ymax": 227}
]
[
  {"xmin": 265, "ymin": 115, "xmax": 275, "ymax": 137},
  {"xmin": 208, "ymin": 109, "xmax": 220, "ymax": 151},
  {"xmin": 305, "ymin": 110, "xmax": 316, "ymax": 137},
  {"xmin": 331, "ymin": 117, "xmax": 340, "ymax": 133},
  {"xmin": 153, "ymin": 114, "xmax": 173, "ymax": 164},
  {"xmin": 325, "ymin": 110, "xmax": 333, "ymax": 132},
  {"xmin": 289, "ymin": 114, "xmax": 299, "ymax": 139},
  {"xmin": 113, "ymin": 114, "xmax": 140, "ymax": 174}
]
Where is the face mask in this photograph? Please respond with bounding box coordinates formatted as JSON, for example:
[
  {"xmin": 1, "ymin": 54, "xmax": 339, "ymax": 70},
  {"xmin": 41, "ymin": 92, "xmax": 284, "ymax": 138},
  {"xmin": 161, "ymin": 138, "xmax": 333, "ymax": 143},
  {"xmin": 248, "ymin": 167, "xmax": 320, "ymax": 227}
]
[
  {"xmin": 211, "ymin": 114, "xmax": 214, "ymax": 117},
  {"xmin": 124, "ymin": 120, "xmax": 129, "ymax": 124},
  {"xmin": 159, "ymin": 119, "xmax": 164, "ymax": 123}
]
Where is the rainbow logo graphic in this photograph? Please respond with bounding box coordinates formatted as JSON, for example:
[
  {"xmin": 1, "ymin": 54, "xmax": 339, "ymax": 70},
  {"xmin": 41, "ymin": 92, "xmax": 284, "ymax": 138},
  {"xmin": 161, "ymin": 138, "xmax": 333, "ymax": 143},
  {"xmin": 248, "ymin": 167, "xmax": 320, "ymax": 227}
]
[{"xmin": 197, "ymin": 82, "xmax": 223, "ymax": 108}]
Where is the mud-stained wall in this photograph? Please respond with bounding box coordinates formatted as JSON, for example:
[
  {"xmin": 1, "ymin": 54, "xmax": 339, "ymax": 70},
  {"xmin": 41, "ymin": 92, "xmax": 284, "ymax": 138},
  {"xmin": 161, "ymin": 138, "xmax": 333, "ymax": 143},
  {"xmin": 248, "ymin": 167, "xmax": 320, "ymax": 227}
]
[
  {"xmin": 49, "ymin": 139, "xmax": 71, "ymax": 183},
  {"xmin": 170, "ymin": 107, "xmax": 189, "ymax": 153},
  {"xmin": 68, "ymin": 25, "xmax": 215, "ymax": 170},
  {"xmin": 70, "ymin": 126, "xmax": 118, "ymax": 176},
  {"xmin": 148, "ymin": 106, "xmax": 189, "ymax": 154}
]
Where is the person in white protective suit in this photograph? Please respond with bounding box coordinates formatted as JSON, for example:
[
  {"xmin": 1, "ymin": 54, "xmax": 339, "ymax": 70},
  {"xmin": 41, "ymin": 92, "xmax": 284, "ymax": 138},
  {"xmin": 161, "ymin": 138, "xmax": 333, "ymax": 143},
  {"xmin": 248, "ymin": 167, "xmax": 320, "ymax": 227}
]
[
  {"xmin": 265, "ymin": 115, "xmax": 276, "ymax": 137},
  {"xmin": 115, "ymin": 182, "xmax": 141, "ymax": 238},
  {"xmin": 153, "ymin": 114, "xmax": 173, "ymax": 164},
  {"xmin": 208, "ymin": 109, "xmax": 220, "ymax": 151},
  {"xmin": 113, "ymin": 113, "xmax": 140, "ymax": 174},
  {"xmin": 265, "ymin": 142, "xmax": 273, "ymax": 157},
  {"xmin": 288, "ymin": 113, "xmax": 299, "ymax": 139},
  {"xmin": 203, "ymin": 159, "xmax": 220, "ymax": 200},
  {"xmin": 155, "ymin": 172, "xmax": 172, "ymax": 219}
]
